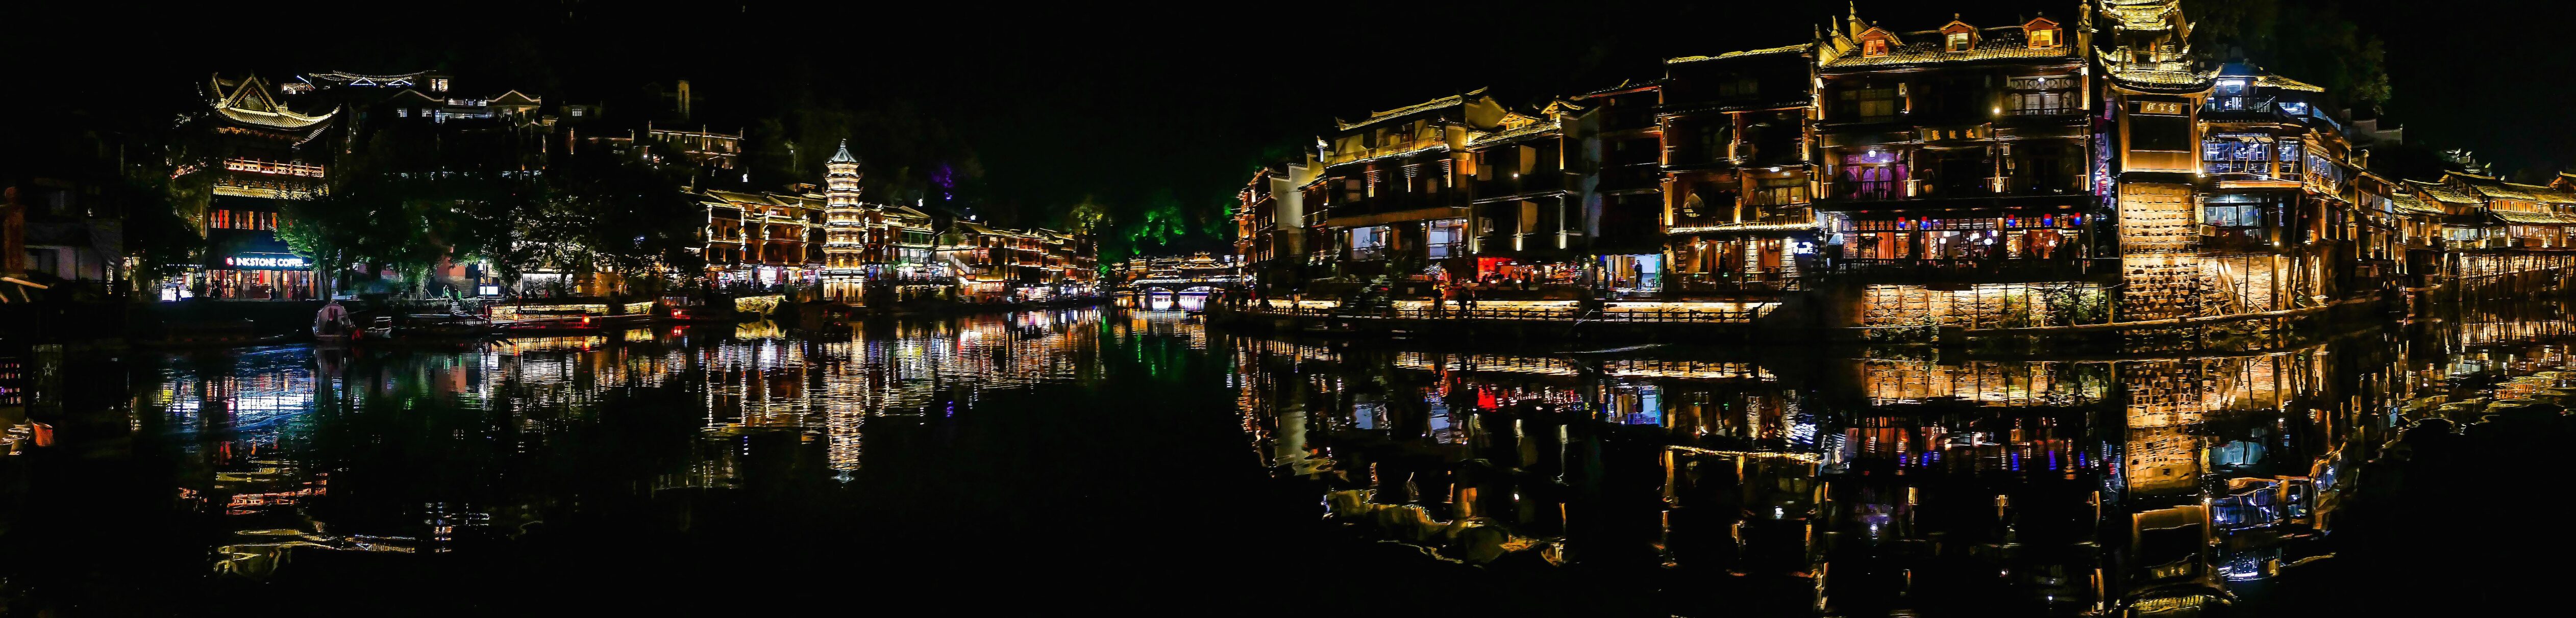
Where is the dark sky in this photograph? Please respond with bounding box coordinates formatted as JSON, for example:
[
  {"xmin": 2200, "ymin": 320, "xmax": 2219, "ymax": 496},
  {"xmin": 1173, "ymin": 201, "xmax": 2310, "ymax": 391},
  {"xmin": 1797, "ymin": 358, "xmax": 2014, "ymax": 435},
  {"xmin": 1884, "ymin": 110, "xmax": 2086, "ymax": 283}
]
[{"xmin": 10, "ymin": 1, "xmax": 2559, "ymax": 241}]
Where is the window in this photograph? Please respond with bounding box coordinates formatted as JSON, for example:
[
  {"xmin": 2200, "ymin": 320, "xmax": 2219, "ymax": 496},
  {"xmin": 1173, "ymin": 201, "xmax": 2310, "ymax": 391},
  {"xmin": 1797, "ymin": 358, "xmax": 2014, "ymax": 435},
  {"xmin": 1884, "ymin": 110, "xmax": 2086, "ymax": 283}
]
[
  {"xmin": 2029, "ymin": 28, "xmax": 2059, "ymax": 48},
  {"xmin": 1349, "ymin": 225, "xmax": 1389, "ymax": 260},
  {"xmin": 2205, "ymin": 196, "xmax": 2268, "ymax": 228},
  {"xmin": 1716, "ymin": 76, "xmax": 1758, "ymax": 98},
  {"xmin": 1863, "ymin": 38, "xmax": 1889, "ymax": 57},
  {"xmin": 25, "ymin": 249, "xmax": 59, "ymax": 276},
  {"xmin": 429, "ymin": 78, "xmax": 449, "ymax": 92},
  {"xmin": 1751, "ymin": 176, "xmax": 1811, "ymax": 209},
  {"xmin": 397, "ymin": 108, "xmax": 410, "ymax": 117},
  {"xmin": 212, "ymin": 210, "xmax": 231, "ymax": 229},
  {"xmin": 2212, "ymin": 79, "xmax": 2250, "ymax": 111},
  {"xmin": 1840, "ymin": 85, "xmax": 1900, "ymax": 120},
  {"xmin": 2007, "ymin": 76, "xmax": 2075, "ymax": 115},
  {"xmin": 1427, "ymin": 218, "xmax": 1465, "ymax": 258},
  {"xmin": 569, "ymin": 107, "xmax": 584, "ymax": 117},
  {"xmin": 1698, "ymin": 124, "xmax": 1729, "ymax": 162},
  {"xmin": 2202, "ymin": 135, "xmax": 2272, "ymax": 174},
  {"xmin": 1947, "ymin": 31, "xmax": 1972, "ymax": 52}
]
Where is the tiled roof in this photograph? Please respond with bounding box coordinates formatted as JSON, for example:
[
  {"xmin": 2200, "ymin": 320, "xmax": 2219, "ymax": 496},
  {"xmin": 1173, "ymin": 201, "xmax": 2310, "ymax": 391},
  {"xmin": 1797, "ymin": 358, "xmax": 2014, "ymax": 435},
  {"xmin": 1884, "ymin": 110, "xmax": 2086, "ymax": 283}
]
[
  {"xmin": 2104, "ymin": 0, "xmax": 2180, "ymax": 31},
  {"xmin": 1336, "ymin": 87, "xmax": 1487, "ymax": 132},
  {"xmin": 2104, "ymin": 61, "xmax": 2217, "ymax": 88},
  {"xmin": 1822, "ymin": 28, "xmax": 2075, "ymax": 68},
  {"xmin": 2409, "ymin": 182, "xmax": 2483, "ymax": 206},
  {"xmin": 2460, "ymin": 176, "xmax": 2536, "ymax": 201},
  {"xmin": 1468, "ymin": 119, "xmax": 1560, "ymax": 148},
  {"xmin": 1667, "ymin": 44, "xmax": 1806, "ymax": 65},
  {"xmin": 2486, "ymin": 210, "xmax": 2576, "ymax": 225},
  {"xmin": 2514, "ymin": 183, "xmax": 2576, "ymax": 204},
  {"xmin": 2390, "ymin": 194, "xmax": 2444, "ymax": 216},
  {"xmin": 2255, "ymin": 75, "xmax": 2323, "ymax": 92}
]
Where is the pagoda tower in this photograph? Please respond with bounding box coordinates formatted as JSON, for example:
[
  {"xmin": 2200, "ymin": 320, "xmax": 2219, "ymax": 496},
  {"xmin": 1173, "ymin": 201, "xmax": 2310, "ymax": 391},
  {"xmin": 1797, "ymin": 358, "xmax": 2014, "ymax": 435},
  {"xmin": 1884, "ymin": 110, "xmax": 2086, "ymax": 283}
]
[{"xmin": 823, "ymin": 140, "xmax": 867, "ymax": 302}]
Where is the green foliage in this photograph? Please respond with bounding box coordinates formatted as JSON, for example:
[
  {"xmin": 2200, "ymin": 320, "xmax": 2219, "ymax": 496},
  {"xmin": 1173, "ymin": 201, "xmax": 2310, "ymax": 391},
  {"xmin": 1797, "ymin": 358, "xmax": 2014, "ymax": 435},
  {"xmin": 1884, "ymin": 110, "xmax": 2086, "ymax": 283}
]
[
  {"xmin": 280, "ymin": 132, "xmax": 704, "ymax": 297},
  {"xmin": 2187, "ymin": 0, "xmax": 2392, "ymax": 106},
  {"xmin": 113, "ymin": 168, "xmax": 202, "ymax": 282}
]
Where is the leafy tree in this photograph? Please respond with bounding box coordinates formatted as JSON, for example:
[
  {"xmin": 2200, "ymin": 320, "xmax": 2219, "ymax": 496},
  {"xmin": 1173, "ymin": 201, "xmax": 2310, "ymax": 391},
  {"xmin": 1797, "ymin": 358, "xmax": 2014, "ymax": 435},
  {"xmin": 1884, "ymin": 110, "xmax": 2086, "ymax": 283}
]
[{"xmin": 2186, "ymin": 0, "xmax": 2392, "ymax": 107}]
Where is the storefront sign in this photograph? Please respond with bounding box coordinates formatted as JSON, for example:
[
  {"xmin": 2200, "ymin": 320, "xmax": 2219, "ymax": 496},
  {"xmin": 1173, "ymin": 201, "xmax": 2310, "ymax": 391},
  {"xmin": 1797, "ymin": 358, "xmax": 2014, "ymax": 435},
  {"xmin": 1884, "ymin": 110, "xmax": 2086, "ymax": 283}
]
[{"xmin": 224, "ymin": 254, "xmax": 310, "ymax": 270}]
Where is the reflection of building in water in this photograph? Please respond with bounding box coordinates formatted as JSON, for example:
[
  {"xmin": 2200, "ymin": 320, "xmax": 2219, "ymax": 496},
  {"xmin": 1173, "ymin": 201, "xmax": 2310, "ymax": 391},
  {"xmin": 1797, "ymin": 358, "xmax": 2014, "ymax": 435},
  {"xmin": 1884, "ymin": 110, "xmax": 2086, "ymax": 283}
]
[{"xmin": 1232, "ymin": 333, "xmax": 2415, "ymax": 614}]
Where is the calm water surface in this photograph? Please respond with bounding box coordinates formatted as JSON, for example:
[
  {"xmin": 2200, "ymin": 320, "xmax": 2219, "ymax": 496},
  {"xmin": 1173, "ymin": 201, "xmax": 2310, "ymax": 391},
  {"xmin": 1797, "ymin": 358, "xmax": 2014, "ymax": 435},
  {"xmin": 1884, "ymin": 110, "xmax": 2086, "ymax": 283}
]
[{"xmin": 7, "ymin": 306, "xmax": 2573, "ymax": 615}]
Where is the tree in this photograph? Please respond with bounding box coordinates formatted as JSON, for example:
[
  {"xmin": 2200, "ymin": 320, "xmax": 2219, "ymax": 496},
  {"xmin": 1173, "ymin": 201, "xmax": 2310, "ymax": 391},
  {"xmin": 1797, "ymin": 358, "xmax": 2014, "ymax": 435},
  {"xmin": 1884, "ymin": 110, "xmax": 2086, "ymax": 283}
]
[
  {"xmin": 488, "ymin": 137, "xmax": 706, "ymax": 298},
  {"xmin": 2187, "ymin": 0, "xmax": 2392, "ymax": 107}
]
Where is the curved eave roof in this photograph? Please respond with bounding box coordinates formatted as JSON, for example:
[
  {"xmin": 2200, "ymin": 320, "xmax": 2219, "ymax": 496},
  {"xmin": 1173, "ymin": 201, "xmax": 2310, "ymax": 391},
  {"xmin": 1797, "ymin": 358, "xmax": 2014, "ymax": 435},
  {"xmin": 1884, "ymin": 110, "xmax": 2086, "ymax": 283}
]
[
  {"xmin": 215, "ymin": 106, "xmax": 338, "ymax": 130},
  {"xmin": 1336, "ymin": 87, "xmax": 1487, "ymax": 132},
  {"xmin": 2103, "ymin": 62, "xmax": 2217, "ymax": 93},
  {"xmin": 1467, "ymin": 120, "xmax": 1561, "ymax": 149},
  {"xmin": 1666, "ymin": 43, "xmax": 1807, "ymax": 65}
]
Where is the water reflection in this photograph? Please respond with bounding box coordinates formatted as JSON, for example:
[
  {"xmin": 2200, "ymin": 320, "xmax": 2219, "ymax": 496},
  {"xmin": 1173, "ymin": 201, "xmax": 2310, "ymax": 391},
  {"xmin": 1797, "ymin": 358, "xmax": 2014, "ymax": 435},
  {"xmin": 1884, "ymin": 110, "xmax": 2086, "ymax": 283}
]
[
  {"xmin": 12, "ymin": 303, "xmax": 2576, "ymax": 614},
  {"xmin": 1229, "ymin": 300, "xmax": 2576, "ymax": 615}
]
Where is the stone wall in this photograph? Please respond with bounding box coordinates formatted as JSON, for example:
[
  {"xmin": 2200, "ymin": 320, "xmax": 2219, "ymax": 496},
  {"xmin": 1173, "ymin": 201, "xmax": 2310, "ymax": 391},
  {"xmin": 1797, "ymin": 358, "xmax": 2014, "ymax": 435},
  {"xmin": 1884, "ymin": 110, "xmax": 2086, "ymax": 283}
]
[{"xmin": 1857, "ymin": 282, "xmax": 2111, "ymax": 329}]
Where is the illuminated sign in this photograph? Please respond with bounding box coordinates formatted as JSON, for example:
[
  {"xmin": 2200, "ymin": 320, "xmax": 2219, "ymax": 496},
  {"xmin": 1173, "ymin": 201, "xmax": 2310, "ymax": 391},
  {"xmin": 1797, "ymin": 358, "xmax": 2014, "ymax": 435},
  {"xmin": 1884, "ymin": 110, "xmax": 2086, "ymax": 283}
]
[{"xmin": 224, "ymin": 255, "xmax": 309, "ymax": 270}]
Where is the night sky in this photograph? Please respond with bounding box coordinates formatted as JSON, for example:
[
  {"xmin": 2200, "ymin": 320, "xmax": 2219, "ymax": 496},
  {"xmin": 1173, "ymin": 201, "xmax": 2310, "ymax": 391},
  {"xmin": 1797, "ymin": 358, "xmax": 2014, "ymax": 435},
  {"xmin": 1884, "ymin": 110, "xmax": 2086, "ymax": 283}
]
[{"xmin": 10, "ymin": 1, "xmax": 2559, "ymax": 249}]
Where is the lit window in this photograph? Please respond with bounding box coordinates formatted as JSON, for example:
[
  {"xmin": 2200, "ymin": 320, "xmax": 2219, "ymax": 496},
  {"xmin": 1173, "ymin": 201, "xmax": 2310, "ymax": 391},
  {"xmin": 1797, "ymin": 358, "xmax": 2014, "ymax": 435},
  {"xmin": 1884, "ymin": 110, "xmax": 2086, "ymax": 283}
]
[
  {"xmin": 1947, "ymin": 32, "xmax": 1972, "ymax": 52},
  {"xmin": 1863, "ymin": 39, "xmax": 1889, "ymax": 57},
  {"xmin": 569, "ymin": 107, "xmax": 584, "ymax": 117},
  {"xmin": 2029, "ymin": 28, "xmax": 2058, "ymax": 48},
  {"xmin": 430, "ymin": 78, "xmax": 449, "ymax": 92}
]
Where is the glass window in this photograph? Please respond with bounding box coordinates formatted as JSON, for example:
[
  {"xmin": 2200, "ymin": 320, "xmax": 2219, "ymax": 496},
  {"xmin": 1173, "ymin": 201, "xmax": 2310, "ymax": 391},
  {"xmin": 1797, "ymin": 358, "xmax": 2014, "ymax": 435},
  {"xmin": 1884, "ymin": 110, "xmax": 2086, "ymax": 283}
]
[
  {"xmin": 1427, "ymin": 219, "xmax": 1464, "ymax": 258},
  {"xmin": 2029, "ymin": 28, "xmax": 2059, "ymax": 48},
  {"xmin": 1947, "ymin": 32, "xmax": 1972, "ymax": 52},
  {"xmin": 1863, "ymin": 39, "xmax": 1889, "ymax": 57}
]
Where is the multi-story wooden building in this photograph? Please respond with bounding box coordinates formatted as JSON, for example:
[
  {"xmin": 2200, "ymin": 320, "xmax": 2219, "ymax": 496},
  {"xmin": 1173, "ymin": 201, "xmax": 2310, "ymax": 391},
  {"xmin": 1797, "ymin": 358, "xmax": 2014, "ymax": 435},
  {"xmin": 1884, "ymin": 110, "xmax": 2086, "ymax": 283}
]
[
  {"xmin": 1234, "ymin": 161, "xmax": 1317, "ymax": 290},
  {"xmin": 1570, "ymin": 80, "xmax": 1667, "ymax": 295},
  {"xmin": 171, "ymin": 73, "xmax": 339, "ymax": 301},
  {"xmin": 1234, "ymin": 0, "xmax": 2574, "ymax": 336},
  {"xmin": 696, "ymin": 188, "xmax": 823, "ymax": 289},
  {"xmin": 1816, "ymin": 7, "xmax": 2106, "ymax": 328},
  {"xmin": 1305, "ymin": 89, "xmax": 1515, "ymax": 293},
  {"xmin": 1654, "ymin": 44, "xmax": 1818, "ymax": 296}
]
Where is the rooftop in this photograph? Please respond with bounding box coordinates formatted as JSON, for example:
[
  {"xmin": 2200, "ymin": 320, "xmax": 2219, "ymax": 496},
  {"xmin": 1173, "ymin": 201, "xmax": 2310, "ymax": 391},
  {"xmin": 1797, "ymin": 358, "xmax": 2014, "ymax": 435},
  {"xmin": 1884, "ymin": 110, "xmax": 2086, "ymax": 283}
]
[
  {"xmin": 1821, "ymin": 27, "xmax": 2076, "ymax": 69},
  {"xmin": 1335, "ymin": 87, "xmax": 1487, "ymax": 132},
  {"xmin": 1666, "ymin": 44, "xmax": 1806, "ymax": 65}
]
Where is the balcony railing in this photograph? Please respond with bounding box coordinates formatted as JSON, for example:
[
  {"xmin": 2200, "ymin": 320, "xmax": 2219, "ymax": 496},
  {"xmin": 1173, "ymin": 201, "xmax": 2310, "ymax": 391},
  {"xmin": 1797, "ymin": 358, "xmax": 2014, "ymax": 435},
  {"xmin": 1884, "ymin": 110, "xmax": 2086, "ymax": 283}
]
[
  {"xmin": 1830, "ymin": 256, "xmax": 2104, "ymax": 280},
  {"xmin": 2205, "ymin": 160, "xmax": 2271, "ymax": 175},
  {"xmin": 1831, "ymin": 179, "xmax": 1907, "ymax": 201},
  {"xmin": 1668, "ymin": 272, "xmax": 1803, "ymax": 293},
  {"xmin": 1829, "ymin": 176, "xmax": 2085, "ymax": 202}
]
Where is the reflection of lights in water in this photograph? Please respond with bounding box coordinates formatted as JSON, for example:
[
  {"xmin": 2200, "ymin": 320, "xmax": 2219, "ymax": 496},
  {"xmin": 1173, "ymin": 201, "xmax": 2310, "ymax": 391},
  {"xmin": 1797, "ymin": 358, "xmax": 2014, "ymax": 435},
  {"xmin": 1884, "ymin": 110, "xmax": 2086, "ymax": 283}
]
[{"xmin": 123, "ymin": 304, "xmax": 2576, "ymax": 610}]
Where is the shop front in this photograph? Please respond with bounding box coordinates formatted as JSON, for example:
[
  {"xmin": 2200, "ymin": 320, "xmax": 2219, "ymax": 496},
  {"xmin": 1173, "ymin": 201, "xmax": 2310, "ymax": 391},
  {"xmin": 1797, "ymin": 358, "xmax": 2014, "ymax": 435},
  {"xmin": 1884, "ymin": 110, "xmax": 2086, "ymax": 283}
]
[
  {"xmin": 1833, "ymin": 208, "xmax": 2094, "ymax": 279},
  {"xmin": 1598, "ymin": 253, "xmax": 1664, "ymax": 296},
  {"xmin": 1668, "ymin": 234, "xmax": 1820, "ymax": 294},
  {"xmin": 162, "ymin": 252, "xmax": 316, "ymax": 301}
]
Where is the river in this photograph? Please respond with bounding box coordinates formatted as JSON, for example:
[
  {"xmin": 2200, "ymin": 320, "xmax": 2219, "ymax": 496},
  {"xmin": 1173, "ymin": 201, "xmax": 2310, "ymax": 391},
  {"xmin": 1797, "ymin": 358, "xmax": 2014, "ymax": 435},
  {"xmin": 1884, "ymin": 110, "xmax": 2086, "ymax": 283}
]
[{"xmin": 5, "ymin": 305, "xmax": 2571, "ymax": 615}]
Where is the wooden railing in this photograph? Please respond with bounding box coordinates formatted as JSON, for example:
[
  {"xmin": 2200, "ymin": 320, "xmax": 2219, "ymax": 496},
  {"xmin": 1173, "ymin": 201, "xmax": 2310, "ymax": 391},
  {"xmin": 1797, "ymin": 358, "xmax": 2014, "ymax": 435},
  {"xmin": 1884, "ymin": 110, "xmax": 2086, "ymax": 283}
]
[{"xmin": 1239, "ymin": 303, "xmax": 1764, "ymax": 324}]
